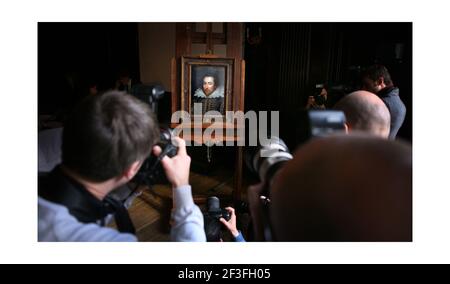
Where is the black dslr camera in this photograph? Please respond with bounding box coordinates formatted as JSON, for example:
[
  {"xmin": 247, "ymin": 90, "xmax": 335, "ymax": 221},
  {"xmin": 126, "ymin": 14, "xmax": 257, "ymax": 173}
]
[
  {"xmin": 203, "ymin": 196, "xmax": 231, "ymax": 242},
  {"xmin": 132, "ymin": 128, "xmax": 178, "ymax": 187},
  {"xmin": 312, "ymin": 83, "xmax": 327, "ymax": 106}
]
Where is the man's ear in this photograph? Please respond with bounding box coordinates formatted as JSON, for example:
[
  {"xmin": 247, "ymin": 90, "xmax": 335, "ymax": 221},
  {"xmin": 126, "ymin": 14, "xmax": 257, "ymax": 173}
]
[{"xmin": 123, "ymin": 160, "xmax": 142, "ymax": 181}]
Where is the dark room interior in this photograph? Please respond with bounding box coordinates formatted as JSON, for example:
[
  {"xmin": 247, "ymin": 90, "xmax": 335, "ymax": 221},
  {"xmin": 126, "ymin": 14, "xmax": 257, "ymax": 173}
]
[{"xmin": 38, "ymin": 22, "xmax": 412, "ymax": 242}]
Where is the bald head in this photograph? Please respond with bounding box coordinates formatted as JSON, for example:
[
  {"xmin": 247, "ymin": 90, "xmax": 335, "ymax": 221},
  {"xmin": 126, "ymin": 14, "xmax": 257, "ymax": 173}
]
[
  {"xmin": 270, "ymin": 134, "xmax": 412, "ymax": 241},
  {"xmin": 334, "ymin": 90, "xmax": 390, "ymax": 138}
]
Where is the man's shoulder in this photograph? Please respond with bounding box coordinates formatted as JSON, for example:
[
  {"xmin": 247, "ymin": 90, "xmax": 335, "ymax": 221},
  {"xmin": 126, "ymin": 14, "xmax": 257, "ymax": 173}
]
[
  {"xmin": 38, "ymin": 197, "xmax": 137, "ymax": 242},
  {"xmin": 379, "ymin": 86, "xmax": 399, "ymax": 98}
]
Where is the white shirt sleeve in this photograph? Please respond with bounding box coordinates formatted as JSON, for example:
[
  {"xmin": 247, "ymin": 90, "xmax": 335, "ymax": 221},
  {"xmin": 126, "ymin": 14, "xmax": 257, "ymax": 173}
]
[
  {"xmin": 38, "ymin": 197, "xmax": 137, "ymax": 242},
  {"xmin": 170, "ymin": 185, "xmax": 207, "ymax": 242}
]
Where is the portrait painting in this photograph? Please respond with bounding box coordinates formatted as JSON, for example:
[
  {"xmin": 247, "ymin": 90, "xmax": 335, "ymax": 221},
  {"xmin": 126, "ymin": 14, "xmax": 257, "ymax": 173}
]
[{"xmin": 181, "ymin": 56, "xmax": 234, "ymax": 116}]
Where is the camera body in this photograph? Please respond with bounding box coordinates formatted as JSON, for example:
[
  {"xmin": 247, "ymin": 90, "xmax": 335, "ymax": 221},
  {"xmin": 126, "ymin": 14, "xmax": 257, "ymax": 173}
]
[
  {"xmin": 311, "ymin": 83, "xmax": 327, "ymax": 107},
  {"xmin": 313, "ymin": 93, "xmax": 327, "ymax": 106},
  {"xmin": 132, "ymin": 128, "xmax": 177, "ymax": 187},
  {"xmin": 203, "ymin": 196, "xmax": 231, "ymax": 241},
  {"xmin": 204, "ymin": 208, "xmax": 231, "ymax": 223},
  {"xmin": 204, "ymin": 196, "xmax": 231, "ymax": 221},
  {"xmin": 296, "ymin": 110, "xmax": 346, "ymax": 145}
]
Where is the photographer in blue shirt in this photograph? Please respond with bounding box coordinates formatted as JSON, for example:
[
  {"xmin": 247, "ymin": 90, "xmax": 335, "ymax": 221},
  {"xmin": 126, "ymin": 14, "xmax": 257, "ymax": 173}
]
[
  {"xmin": 220, "ymin": 207, "xmax": 246, "ymax": 242},
  {"xmin": 38, "ymin": 91, "xmax": 206, "ymax": 242}
]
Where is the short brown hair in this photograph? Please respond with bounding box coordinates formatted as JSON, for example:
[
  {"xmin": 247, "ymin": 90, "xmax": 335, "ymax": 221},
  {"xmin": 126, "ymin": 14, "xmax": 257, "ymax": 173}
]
[
  {"xmin": 62, "ymin": 91, "xmax": 159, "ymax": 182},
  {"xmin": 362, "ymin": 64, "xmax": 393, "ymax": 87}
]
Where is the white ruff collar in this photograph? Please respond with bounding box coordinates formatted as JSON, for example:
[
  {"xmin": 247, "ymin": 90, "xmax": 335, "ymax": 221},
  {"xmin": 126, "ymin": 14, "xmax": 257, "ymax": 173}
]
[{"xmin": 193, "ymin": 86, "xmax": 224, "ymax": 98}]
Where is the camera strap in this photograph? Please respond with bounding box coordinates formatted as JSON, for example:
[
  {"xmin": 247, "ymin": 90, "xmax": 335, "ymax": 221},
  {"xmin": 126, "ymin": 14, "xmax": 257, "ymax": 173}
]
[
  {"xmin": 103, "ymin": 195, "xmax": 136, "ymax": 234},
  {"xmin": 39, "ymin": 166, "xmax": 135, "ymax": 234}
]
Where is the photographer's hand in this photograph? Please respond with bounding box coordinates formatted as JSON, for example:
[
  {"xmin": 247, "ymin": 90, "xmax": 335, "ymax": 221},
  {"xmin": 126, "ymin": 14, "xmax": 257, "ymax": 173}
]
[
  {"xmin": 220, "ymin": 207, "xmax": 239, "ymax": 238},
  {"xmin": 153, "ymin": 137, "xmax": 191, "ymax": 188}
]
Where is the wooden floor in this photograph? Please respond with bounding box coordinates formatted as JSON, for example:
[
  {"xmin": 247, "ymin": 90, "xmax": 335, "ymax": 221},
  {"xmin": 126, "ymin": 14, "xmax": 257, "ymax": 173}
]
[{"xmin": 125, "ymin": 169, "xmax": 241, "ymax": 241}]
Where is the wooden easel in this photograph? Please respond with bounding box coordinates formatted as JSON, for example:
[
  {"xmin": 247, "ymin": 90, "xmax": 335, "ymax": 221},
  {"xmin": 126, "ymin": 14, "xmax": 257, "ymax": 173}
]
[{"xmin": 171, "ymin": 23, "xmax": 245, "ymax": 204}]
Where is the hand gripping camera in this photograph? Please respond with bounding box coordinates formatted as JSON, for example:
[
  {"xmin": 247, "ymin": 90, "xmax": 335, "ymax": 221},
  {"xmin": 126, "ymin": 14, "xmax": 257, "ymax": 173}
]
[
  {"xmin": 203, "ymin": 196, "xmax": 231, "ymax": 242},
  {"xmin": 132, "ymin": 128, "xmax": 177, "ymax": 188}
]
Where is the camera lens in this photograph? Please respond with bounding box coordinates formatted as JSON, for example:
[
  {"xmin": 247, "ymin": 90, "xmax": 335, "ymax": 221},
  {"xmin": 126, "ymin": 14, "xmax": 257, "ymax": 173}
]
[
  {"xmin": 206, "ymin": 196, "xmax": 221, "ymax": 213},
  {"xmin": 159, "ymin": 128, "xmax": 173, "ymax": 143},
  {"xmin": 314, "ymin": 94, "xmax": 327, "ymax": 105},
  {"xmin": 246, "ymin": 137, "xmax": 293, "ymax": 183}
]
